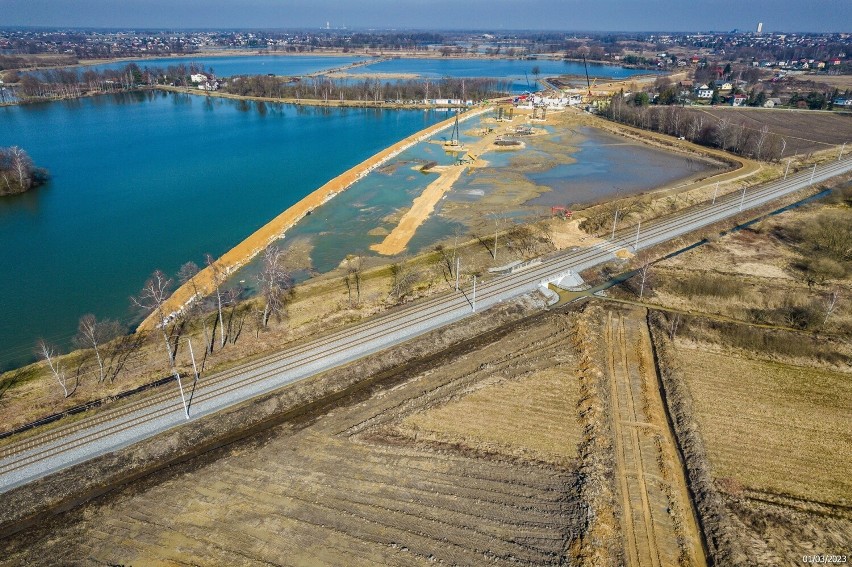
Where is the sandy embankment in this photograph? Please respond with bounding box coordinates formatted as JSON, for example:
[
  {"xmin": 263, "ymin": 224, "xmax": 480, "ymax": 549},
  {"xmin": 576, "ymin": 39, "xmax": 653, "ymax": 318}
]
[
  {"xmin": 139, "ymin": 107, "xmax": 489, "ymax": 331},
  {"xmin": 370, "ymin": 120, "xmax": 524, "ymax": 256}
]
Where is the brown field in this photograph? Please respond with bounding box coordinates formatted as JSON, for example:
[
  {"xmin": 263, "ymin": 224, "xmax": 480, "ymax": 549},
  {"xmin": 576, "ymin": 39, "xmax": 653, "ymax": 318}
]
[
  {"xmin": 675, "ymin": 347, "xmax": 851, "ymax": 506},
  {"xmin": 1, "ymin": 308, "xmax": 592, "ymax": 566},
  {"xmin": 403, "ymin": 367, "xmax": 582, "ymax": 466},
  {"xmin": 681, "ymin": 107, "xmax": 852, "ymax": 154}
]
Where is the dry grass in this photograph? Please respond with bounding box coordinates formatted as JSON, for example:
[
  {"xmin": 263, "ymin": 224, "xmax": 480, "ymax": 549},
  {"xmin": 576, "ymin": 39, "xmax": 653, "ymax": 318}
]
[
  {"xmin": 403, "ymin": 367, "xmax": 582, "ymax": 466},
  {"xmin": 675, "ymin": 346, "xmax": 852, "ymax": 507}
]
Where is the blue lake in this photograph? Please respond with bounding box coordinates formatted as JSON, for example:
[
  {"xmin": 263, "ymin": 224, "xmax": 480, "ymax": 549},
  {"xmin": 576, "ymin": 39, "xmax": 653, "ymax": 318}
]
[
  {"xmin": 361, "ymin": 57, "xmax": 651, "ymax": 81},
  {"xmin": 0, "ymin": 92, "xmax": 442, "ymax": 369},
  {"xmin": 74, "ymin": 54, "xmax": 367, "ymax": 77}
]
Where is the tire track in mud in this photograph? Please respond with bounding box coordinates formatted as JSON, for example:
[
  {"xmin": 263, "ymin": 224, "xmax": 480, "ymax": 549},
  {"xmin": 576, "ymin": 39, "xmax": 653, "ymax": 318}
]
[{"xmin": 604, "ymin": 308, "xmax": 706, "ymax": 566}]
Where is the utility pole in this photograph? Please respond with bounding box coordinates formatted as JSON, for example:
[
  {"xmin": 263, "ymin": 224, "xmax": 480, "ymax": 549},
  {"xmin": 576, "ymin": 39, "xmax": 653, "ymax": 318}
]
[
  {"xmin": 472, "ymin": 275, "xmax": 477, "ymax": 312},
  {"xmin": 491, "ymin": 213, "xmax": 500, "ymax": 262},
  {"xmin": 739, "ymin": 186, "xmax": 746, "ymax": 211},
  {"xmin": 174, "ymin": 368, "xmax": 189, "ymax": 420},
  {"xmin": 839, "ymin": 142, "xmax": 846, "ymax": 161},
  {"xmin": 187, "ymin": 338, "xmax": 200, "ymax": 386},
  {"xmin": 712, "ymin": 182, "xmax": 719, "ymax": 205},
  {"xmin": 784, "ymin": 159, "xmax": 791, "ymax": 180},
  {"xmin": 611, "ymin": 209, "xmax": 619, "ymax": 240},
  {"xmin": 455, "ymin": 257, "xmax": 460, "ymax": 291},
  {"xmin": 810, "ymin": 163, "xmax": 817, "ymax": 185},
  {"xmin": 634, "ymin": 221, "xmax": 641, "ymax": 249}
]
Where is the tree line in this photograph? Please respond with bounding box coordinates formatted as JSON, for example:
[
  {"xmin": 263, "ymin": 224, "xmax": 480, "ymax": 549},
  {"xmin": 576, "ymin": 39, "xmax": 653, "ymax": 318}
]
[
  {"xmin": 601, "ymin": 94, "xmax": 789, "ymax": 161},
  {"xmin": 35, "ymin": 244, "xmax": 295, "ymax": 400},
  {"xmin": 6, "ymin": 62, "xmax": 516, "ymax": 104},
  {"xmin": 223, "ymin": 75, "xmax": 510, "ymax": 103}
]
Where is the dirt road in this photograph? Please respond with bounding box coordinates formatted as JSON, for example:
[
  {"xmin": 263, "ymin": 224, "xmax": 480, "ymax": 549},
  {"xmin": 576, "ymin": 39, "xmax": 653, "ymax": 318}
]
[{"xmin": 604, "ymin": 308, "xmax": 707, "ymax": 566}]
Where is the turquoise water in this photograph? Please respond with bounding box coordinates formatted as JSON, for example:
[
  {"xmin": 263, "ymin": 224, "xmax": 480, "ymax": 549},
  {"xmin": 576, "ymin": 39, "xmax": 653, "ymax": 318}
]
[
  {"xmin": 363, "ymin": 57, "xmax": 650, "ymax": 80},
  {"xmin": 0, "ymin": 92, "xmax": 442, "ymax": 369},
  {"xmin": 74, "ymin": 55, "xmax": 651, "ymax": 87},
  {"xmin": 74, "ymin": 54, "xmax": 366, "ymax": 76}
]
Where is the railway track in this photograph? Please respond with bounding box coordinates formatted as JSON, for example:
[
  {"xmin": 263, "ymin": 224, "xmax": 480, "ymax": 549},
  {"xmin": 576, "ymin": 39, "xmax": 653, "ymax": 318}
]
[{"xmin": 1, "ymin": 154, "xmax": 850, "ymax": 493}]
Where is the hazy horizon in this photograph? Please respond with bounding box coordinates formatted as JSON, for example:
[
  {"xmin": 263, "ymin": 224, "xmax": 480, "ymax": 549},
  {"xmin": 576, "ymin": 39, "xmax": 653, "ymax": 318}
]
[{"xmin": 2, "ymin": 0, "xmax": 850, "ymax": 33}]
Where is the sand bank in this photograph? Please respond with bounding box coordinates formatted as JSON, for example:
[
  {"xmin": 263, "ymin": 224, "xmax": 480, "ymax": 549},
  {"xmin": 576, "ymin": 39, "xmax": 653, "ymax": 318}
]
[
  {"xmin": 370, "ymin": 120, "xmax": 520, "ymax": 256},
  {"xmin": 140, "ymin": 106, "xmax": 489, "ymax": 330}
]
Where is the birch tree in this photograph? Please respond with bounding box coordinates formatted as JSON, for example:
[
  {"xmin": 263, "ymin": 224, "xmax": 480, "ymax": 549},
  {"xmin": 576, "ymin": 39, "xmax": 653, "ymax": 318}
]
[
  {"xmin": 37, "ymin": 339, "xmax": 73, "ymax": 398},
  {"xmin": 74, "ymin": 314, "xmax": 122, "ymax": 384},
  {"xmin": 257, "ymin": 246, "xmax": 293, "ymax": 326},
  {"xmin": 132, "ymin": 269, "xmax": 176, "ymax": 366},
  {"xmin": 179, "ymin": 261, "xmax": 212, "ymax": 353},
  {"xmin": 823, "ymin": 289, "xmax": 840, "ymax": 325},
  {"xmin": 205, "ymin": 253, "xmax": 227, "ymax": 349}
]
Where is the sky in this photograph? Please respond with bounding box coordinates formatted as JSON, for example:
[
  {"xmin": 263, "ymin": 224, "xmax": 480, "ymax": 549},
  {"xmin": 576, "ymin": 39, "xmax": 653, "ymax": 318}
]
[{"xmin": 2, "ymin": 0, "xmax": 851, "ymax": 33}]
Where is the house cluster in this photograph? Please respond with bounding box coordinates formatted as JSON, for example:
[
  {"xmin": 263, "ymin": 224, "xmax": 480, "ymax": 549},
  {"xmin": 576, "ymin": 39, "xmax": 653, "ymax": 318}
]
[
  {"xmin": 753, "ymin": 56, "xmax": 845, "ymax": 71},
  {"xmin": 684, "ymin": 79, "xmax": 782, "ymax": 107},
  {"xmin": 190, "ymin": 73, "xmax": 220, "ymax": 91},
  {"xmin": 513, "ymin": 93, "xmax": 583, "ymax": 110}
]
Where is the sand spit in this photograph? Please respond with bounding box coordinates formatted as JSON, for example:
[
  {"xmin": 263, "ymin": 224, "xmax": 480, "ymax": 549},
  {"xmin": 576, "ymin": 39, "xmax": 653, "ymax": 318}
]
[
  {"xmin": 371, "ymin": 118, "xmax": 532, "ymax": 256},
  {"xmin": 140, "ymin": 107, "xmax": 489, "ymax": 331}
]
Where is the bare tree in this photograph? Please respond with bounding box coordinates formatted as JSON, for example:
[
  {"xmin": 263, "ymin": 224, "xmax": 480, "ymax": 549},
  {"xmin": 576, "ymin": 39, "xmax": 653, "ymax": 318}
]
[
  {"xmin": 344, "ymin": 254, "xmax": 363, "ymax": 307},
  {"xmin": 257, "ymin": 245, "xmax": 293, "ymax": 326},
  {"xmin": 132, "ymin": 269, "xmax": 176, "ymax": 366},
  {"xmin": 636, "ymin": 252, "xmax": 653, "ymax": 299},
  {"xmin": 37, "ymin": 339, "xmax": 73, "ymax": 398},
  {"xmin": 753, "ymin": 125, "xmax": 770, "ymax": 161},
  {"xmin": 205, "ymin": 253, "xmax": 227, "ymax": 349},
  {"xmin": 389, "ymin": 259, "xmax": 418, "ymax": 302},
  {"xmin": 179, "ymin": 261, "xmax": 212, "ymax": 353},
  {"xmin": 823, "ymin": 289, "xmax": 841, "ymax": 325},
  {"xmin": 668, "ymin": 313, "xmax": 682, "ymax": 339},
  {"xmin": 74, "ymin": 314, "xmax": 122, "ymax": 383}
]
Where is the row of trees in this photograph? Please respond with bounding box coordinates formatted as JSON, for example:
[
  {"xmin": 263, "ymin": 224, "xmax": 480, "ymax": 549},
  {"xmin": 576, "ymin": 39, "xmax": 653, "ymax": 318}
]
[
  {"xmin": 34, "ymin": 211, "xmax": 561, "ymax": 401},
  {"xmin": 0, "ymin": 146, "xmax": 48, "ymax": 196},
  {"xmin": 36, "ymin": 245, "xmax": 295, "ymax": 399},
  {"xmin": 223, "ymin": 75, "xmax": 509, "ymax": 103},
  {"xmin": 602, "ymin": 95, "xmax": 789, "ymax": 161}
]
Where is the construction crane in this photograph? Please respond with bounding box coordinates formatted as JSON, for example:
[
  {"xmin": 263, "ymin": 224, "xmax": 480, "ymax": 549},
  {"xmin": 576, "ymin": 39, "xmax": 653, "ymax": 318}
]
[{"xmin": 582, "ymin": 55, "xmax": 592, "ymax": 97}]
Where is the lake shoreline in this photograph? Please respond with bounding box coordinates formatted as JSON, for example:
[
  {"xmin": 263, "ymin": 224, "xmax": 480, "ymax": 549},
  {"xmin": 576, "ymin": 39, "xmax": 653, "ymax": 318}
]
[{"xmin": 140, "ymin": 105, "xmax": 490, "ymax": 330}]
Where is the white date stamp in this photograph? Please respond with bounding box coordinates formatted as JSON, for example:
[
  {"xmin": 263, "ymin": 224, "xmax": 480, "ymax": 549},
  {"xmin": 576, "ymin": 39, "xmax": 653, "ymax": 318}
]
[{"xmin": 802, "ymin": 555, "xmax": 848, "ymax": 564}]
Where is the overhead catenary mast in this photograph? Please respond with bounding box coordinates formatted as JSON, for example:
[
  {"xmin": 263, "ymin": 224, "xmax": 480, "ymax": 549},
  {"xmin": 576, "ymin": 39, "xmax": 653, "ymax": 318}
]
[{"xmin": 583, "ymin": 54, "xmax": 592, "ymax": 97}]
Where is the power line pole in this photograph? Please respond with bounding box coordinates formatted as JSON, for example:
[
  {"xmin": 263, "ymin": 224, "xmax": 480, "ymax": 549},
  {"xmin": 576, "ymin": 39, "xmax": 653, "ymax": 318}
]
[
  {"xmin": 472, "ymin": 275, "xmax": 477, "ymax": 312},
  {"xmin": 739, "ymin": 186, "xmax": 746, "ymax": 211},
  {"xmin": 455, "ymin": 257, "xmax": 460, "ymax": 291},
  {"xmin": 712, "ymin": 182, "xmax": 719, "ymax": 205},
  {"xmin": 784, "ymin": 159, "xmax": 791, "ymax": 180},
  {"xmin": 810, "ymin": 163, "xmax": 816, "ymax": 185},
  {"xmin": 634, "ymin": 221, "xmax": 641, "ymax": 250},
  {"xmin": 173, "ymin": 368, "xmax": 189, "ymax": 420},
  {"xmin": 611, "ymin": 209, "xmax": 619, "ymax": 240},
  {"xmin": 839, "ymin": 142, "xmax": 846, "ymax": 161}
]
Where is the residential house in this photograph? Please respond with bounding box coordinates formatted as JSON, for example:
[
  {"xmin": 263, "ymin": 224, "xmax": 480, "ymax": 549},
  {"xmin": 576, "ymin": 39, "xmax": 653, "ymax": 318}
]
[
  {"xmin": 190, "ymin": 73, "xmax": 208, "ymax": 84},
  {"xmin": 731, "ymin": 94, "xmax": 747, "ymax": 106},
  {"xmin": 694, "ymin": 84, "xmax": 713, "ymax": 99},
  {"xmin": 763, "ymin": 97, "xmax": 782, "ymax": 108},
  {"xmin": 712, "ymin": 80, "xmax": 733, "ymax": 91}
]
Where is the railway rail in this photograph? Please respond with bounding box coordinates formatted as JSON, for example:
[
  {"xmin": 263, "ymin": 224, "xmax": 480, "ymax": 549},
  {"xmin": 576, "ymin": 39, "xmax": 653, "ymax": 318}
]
[{"xmin": 1, "ymin": 154, "xmax": 850, "ymax": 493}]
